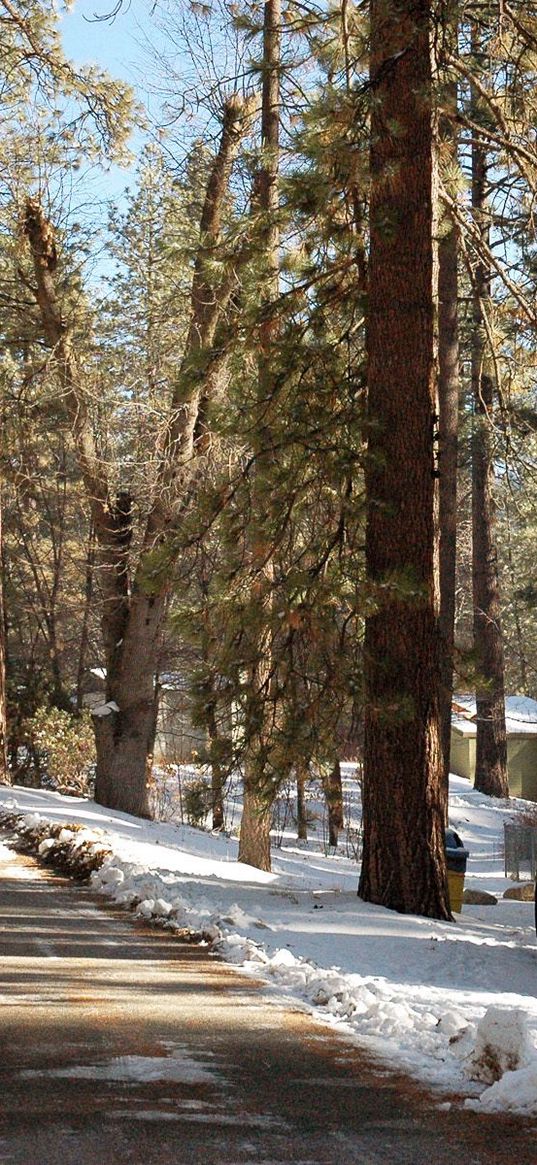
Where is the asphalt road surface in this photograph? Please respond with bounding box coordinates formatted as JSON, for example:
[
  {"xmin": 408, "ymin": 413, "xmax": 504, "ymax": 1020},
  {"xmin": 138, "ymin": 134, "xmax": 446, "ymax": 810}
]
[{"xmin": 0, "ymin": 843, "xmax": 536, "ymax": 1165}]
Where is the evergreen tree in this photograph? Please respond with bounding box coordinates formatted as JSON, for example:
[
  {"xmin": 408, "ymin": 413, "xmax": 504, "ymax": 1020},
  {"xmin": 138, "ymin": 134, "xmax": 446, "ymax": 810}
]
[
  {"xmin": 0, "ymin": 0, "xmax": 134, "ymax": 778},
  {"xmin": 23, "ymin": 96, "xmax": 253, "ymax": 816},
  {"xmin": 238, "ymin": 0, "xmax": 283, "ymax": 872},
  {"xmin": 358, "ymin": 0, "xmax": 450, "ymax": 918}
]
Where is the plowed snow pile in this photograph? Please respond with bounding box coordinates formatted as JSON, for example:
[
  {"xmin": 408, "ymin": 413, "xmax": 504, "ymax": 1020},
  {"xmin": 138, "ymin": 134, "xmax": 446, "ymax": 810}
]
[{"xmin": 2, "ymin": 772, "xmax": 537, "ymax": 1115}]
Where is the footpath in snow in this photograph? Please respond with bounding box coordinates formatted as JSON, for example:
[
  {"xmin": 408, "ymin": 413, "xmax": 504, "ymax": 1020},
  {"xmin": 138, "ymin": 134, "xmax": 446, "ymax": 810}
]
[{"xmin": 1, "ymin": 774, "xmax": 537, "ymax": 1118}]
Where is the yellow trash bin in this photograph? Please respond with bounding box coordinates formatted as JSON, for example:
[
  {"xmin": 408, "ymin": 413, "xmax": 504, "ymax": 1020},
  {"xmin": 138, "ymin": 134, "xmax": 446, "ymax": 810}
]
[
  {"xmin": 445, "ymin": 829, "xmax": 469, "ymax": 914},
  {"xmin": 447, "ymin": 870, "xmax": 465, "ymax": 913}
]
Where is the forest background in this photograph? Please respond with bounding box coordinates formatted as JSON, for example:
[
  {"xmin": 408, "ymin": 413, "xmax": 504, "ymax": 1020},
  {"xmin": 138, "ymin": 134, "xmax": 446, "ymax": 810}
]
[{"xmin": 1, "ymin": 0, "xmax": 536, "ymax": 920}]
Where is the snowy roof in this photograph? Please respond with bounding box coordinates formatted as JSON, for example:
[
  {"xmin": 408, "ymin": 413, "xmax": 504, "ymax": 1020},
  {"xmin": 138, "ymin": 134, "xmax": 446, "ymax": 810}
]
[
  {"xmin": 452, "ymin": 694, "xmax": 537, "ymax": 737},
  {"xmin": 86, "ymin": 668, "xmax": 186, "ymax": 692},
  {"xmin": 159, "ymin": 673, "xmax": 189, "ymax": 691}
]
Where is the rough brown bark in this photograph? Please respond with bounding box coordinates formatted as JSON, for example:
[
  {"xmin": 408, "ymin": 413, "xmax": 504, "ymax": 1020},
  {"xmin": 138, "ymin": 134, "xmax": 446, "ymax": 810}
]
[
  {"xmin": 322, "ymin": 760, "xmax": 344, "ymax": 848},
  {"xmin": 358, "ymin": 0, "xmax": 450, "ymax": 918},
  {"xmin": 296, "ymin": 766, "xmax": 308, "ymax": 841},
  {"xmin": 23, "ymin": 99, "xmax": 250, "ymax": 818},
  {"xmin": 238, "ymin": 0, "xmax": 281, "ymax": 872},
  {"xmin": 92, "ymin": 588, "xmax": 164, "ymax": 816},
  {"xmin": 471, "ymin": 138, "xmax": 508, "ymax": 799},
  {"xmin": 238, "ymin": 772, "xmax": 273, "ymax": 871}
]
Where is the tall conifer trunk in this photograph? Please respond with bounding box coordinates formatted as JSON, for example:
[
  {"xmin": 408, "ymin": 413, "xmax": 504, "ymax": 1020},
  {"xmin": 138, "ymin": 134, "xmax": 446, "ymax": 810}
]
[
  {"xmin": 296, "ymin": 766, "xmax": 308, "ymax": 840},
  {"xmin": 358, "ymin": 0, "xmax": 450, "ymax": 917},
  {"xmin": 322, "ymin": 759, "xmax": 344, "ymax": 849},
  {"xmin": 238, "ymin": 0, "xmax": 281, "ymax": 871},
  {"xmin": 438, "ymin": 86, "xmax": 460, "ymax": 803},
  {"xmin": 471, "ymin": 123, "xmax": 508, "ymax": 799},
  {"xmin": 438, "ymin": 221, "xmax": 459, "ymax": 803}
]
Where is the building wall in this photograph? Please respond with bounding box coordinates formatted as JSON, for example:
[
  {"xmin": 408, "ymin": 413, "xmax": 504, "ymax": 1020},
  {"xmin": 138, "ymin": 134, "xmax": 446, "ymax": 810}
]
[
  {"xmin": 508, "ymin": 738, "xmax": 537, "ymax": 801},
  {"xmin": 450, "ymin": 733, "xmax": 475, "ymax": 781},
  {"xmin": 154, "ymin": 689, "xmax": 208, "ymax": 765},
  {"xmin": 450, "ymin": 729, "xmax": 537, "ymax": 801}
]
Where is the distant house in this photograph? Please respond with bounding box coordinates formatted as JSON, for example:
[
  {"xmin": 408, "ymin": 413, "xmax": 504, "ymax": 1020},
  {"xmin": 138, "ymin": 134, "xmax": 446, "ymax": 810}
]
[
  {"xmin": 81, "ymin": 669, "xmax": 207, "ymax": 765},
  {"xmin": 154, "ymin": 674, "xmax": 208, "ymax": 765},
  {"xmin": 451, "ymin": 695, "xmax": 537, "ymax": 799},
  {"xmin": 79, "ymin": 667, "xmax": 106, "ymax": 711}
]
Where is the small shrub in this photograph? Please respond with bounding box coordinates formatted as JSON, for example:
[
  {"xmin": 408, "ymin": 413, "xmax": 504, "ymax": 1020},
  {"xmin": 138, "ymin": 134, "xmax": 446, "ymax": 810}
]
[
  {"xmin": 183, "ymin": 775, "xmax": 212, "ymax": 827},
  {"xmin": 22, "ymin": 706, "xmax": 96, "ymax": 795},
  {"xmin": 147, "ymin": 763, "xmax": 181, "ymax": 822}
]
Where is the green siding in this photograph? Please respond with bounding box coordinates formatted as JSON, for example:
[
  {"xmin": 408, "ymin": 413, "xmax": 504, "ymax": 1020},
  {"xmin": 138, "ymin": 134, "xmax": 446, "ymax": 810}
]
[
  {"xmin": 509, "ymin": 738, "xmax": 537, "ymax": 801},
  {"xmin": 450, "ymin": 732, "xmax": 475, "ymax": 781},
  {"xmin": 450, "ymin": 728, "xmax": 537, "ymax": 800}
]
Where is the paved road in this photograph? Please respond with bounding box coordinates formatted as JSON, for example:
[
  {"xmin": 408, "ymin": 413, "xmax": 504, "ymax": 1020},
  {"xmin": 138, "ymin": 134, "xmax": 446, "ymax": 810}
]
[{"xmin": 0, "ymin": 844, "xmax": 536, "ymax": 1165}]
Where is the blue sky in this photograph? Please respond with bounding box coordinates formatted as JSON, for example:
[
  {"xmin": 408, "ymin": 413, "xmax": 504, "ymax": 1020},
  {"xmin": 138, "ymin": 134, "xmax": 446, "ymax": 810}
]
[
  {"xmin": 55, "ymin": 1, "xmax": 229, "ymax": 275},
  {"xmin": 58, "ymin": 2, "xmax": 199, "ymax": 201},
  {"xmin": 59, "ymin": 2, "xmax": 155, "ymax": 232},
  {"xmin": 61, "ymin": 1, "xmax": 148, "ymax": 88}
]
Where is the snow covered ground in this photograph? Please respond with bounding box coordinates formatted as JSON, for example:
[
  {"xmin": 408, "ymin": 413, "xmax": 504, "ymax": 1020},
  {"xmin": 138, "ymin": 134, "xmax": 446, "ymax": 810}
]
[{"xmin": 2, "ymin": 772, "xmax": 537, "ymax": 1117}]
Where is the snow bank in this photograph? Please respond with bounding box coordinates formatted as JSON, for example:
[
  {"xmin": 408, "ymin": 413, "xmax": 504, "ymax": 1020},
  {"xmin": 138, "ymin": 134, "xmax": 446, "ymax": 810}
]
[
  {"xmin": 464, "ymin": 1007, "xmax": 537, "ymax": 1114},
  {"xmin": 2, "ymin": 778, "xmax": 537, "ymax": 1117}
]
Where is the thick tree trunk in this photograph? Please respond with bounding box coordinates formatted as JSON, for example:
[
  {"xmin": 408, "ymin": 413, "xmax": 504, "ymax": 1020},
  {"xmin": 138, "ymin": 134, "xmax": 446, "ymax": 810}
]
[
  {"xmin": 438, "ymin": 208, "xmax": 460, "ymax": 804},
  {"xmin": 239, "ymin": 770, "xmax": 273, "ymax": 870},
  {"xmin": 93, "ymin": 588, "xmax": 164, "ymax": 816},
  {"xmin": 238, "ymin": 0, "xmax": 281, "ymax": 871},
  {"xmin": 93, "ymin": 703, "xmax": 156, "ymax": 817},
  {"xmin": 322, "ymin": 760, "xmax": 344, "ymax": 848},
  {"xmin": 471, "ymin": 132, "xmax": 508, "ymax": 799},
  {"xmin": 358, "ymin": 0, "xmax": 450, "ymax": 918}
]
